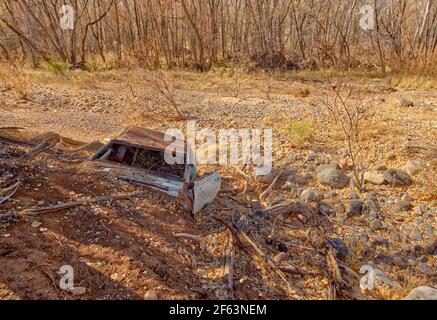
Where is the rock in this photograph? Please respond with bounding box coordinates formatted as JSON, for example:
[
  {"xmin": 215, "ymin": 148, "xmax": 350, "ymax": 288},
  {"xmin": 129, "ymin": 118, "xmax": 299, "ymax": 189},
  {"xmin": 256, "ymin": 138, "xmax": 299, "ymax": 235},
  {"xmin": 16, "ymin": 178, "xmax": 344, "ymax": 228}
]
[
  {"xmin": 346, "ymin": 200, "xmax": 364, "ymax": 217},
  {"xmin": 386, "ymin": 152, "xmax": 396, "ymax": 160},
  {"xmin": 403, "ymin": 286, "xmax": 437, "ymax": 300},
  {"xmin": 393, "ymin": 256, "xmax": 405, "ymax": 267},
  {"xmin": 416, "ymin": 262, "xmax": 435, "ymax": 275},
  {"xmin": 368, "ymin": 210, "xmax": 383, "ymax": 220},
  {"xmin": 402, "ymin": 193, "xmax": 414, "ymax": 202},
  {"xmin": 417, "ymin": 255, "xmax": 428, "ymax": 263},
  {"xmin": 376, "ymin": 253, "xmax": 394, "ymax": 265},
  {"xmin": 410, "ymin": 230, "xmax": 423, "ymax": 241},
  {"xmin": 404, "ymin": 160, "xmax": 422, "ymax": 176},
  {"xmin": 413, "ymin": 206, "xmax": 423, "ymax": 216},
  {"xmin": 317, "ymin": 202, "xmax": 336, "ymax": 216},
  {"xmin": 273, "ymin": 252, "xmax": 287, "ymax": 265},
  {"xmin": 326, "ymin": 238, "xmax": 349, "ymax": 260},
  {"xmin": 432, "ymin": 237, "xmax": 437, "ymax": 250},
  {"xmin": 339, "ymin": 158, "xmax": 349, "ymax": 170},
  {"xmin": 306, "ymin": 151, "xmax": 316, "ymax": 161},
  {"xmin": 373, "ymin": 236, "xmax": 389, "ymax": 247},
  {"xmin": 69, "ymin": 287, "xmax": 86, "ymax": 296},
  {"xmin": 257, "ymin": 171, "xmax": 277, "ymax": 184},
  {"xmin": 395, "ymin": 199, "xmax": 411, "ymax": 211},
  {"xmin": 251, "ymin": 209, "xmax": 265, "ymax": 219},
  {"xmin": 407, "ymin": 259, "xmax": 417, "ymax": 266},
  {"xmin": 280, "ymin": 181, "xmax": 293, "ymax": 191},
  {"xmin": 317, "ymin": 166, "xmax": 349, "ymax": 189},
  {"xmin": 145, "ymin": 290, "xmax": 158, "ymax": 300},
  {"xmin": 364, "ymin": 171, "xmax": 385, "ymax": 185},
  {"xmin": 413, "ymin": 244, "xmax": 424, "ymax": 255},
  {"xmin": 375, "ymin": 164, "xmax": 387, "ymax": 172},
  {"xmin": 300, "ymin": 188, "xmax": 322, "ymax": 202},
  {"xmin": 370, "ymin": 219, "xmax": 383, "ymax": 231},
  {"xmin": 31, "ymin": 221, "xmax": 42, "ymax": 228},
  {"xmin": 401, "ymin": 244, "xmax": 412, "ymax": 253},
  {"xmin": 398, "ymin": 98, "xmax": 414, "ymax": 108},
  {"xmin": 425, "ymin": 245, "xmax": 435, "ymax": 255},
  {"xmin": 383, "ymin": 169, "xmax": 413, "ymax": 186}
]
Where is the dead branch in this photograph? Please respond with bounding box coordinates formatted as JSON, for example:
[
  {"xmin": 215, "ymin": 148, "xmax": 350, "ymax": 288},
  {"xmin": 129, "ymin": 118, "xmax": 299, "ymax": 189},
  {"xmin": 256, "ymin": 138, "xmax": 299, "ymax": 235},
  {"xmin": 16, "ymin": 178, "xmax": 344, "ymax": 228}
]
[
  {"xmin": 232, "ymin": 221, "xmax": 291, "ymax": 291},
  {"xmin": 0, "ymin": 181, "xmax": 20, "ymax": 205},
  {"xmin": 19, "ymin": 139, "xmax": 59, "ymax": 161},
  {"xmin": 259, "ymin": 169, "xmax": 283, "ymax": 203},
  {"xmin": 212, "ymin": 216, "xmax": 248, "ymax": 251},
  {"xmin": 223, "ymin": 230, "xmax": 235, "ymax": 299},
  {"xmin": 21, "ymin": 192, "xmax": 144, "ymax": 215}
]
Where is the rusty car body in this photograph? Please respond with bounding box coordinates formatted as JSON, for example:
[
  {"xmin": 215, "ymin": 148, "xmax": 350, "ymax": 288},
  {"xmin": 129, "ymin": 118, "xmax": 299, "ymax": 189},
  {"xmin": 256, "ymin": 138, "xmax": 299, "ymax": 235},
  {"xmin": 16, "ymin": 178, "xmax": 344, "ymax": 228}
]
[{"xmin": 90, "ymin": 128, "xmax": 221, "ymax": 213}]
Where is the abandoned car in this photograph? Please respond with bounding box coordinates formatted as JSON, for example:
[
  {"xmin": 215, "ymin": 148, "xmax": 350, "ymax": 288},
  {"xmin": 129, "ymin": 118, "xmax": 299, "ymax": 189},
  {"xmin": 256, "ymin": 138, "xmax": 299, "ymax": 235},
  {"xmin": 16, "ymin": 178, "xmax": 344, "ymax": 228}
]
[{"xmin": 90, "ymin": 128, "xmax": 221, "ymax": 213}]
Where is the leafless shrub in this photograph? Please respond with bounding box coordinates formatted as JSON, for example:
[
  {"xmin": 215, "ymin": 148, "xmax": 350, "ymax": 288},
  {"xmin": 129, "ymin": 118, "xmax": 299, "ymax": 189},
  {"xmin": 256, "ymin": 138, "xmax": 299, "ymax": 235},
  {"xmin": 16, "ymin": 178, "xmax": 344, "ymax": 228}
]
[
  {"xmin": 232, "ymin": 66, "xmax": 247, "ymax": 98},
  {"xmin": 321, "ymin": 83, "xmax": 375, "ymax": 191},
  {"xmin": 0, "ymin": 64, "xmax": 33, "ymax": 100},
  {"xmin": 143, "ymin": 72, "xmax": 187, "ymax": 120},
  {"xmin": 258, "ymin": 70, "xmax": 275, "ymax": 100}
]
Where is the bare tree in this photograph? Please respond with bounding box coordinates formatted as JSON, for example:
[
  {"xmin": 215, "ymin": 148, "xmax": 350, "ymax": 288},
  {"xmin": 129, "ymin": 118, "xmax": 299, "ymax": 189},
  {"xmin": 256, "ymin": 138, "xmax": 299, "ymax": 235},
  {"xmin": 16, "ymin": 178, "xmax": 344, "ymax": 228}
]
[
  {"xmin": 0, "ymin": 1, "xmax": 437, "ymax": 72},
  {"xmin": 143, "ymin": 72, "xmax": 187, "ymax": 120},
  {"xmin": 321, "ymin": 83, "xmax": 375, "ymax": 191}
]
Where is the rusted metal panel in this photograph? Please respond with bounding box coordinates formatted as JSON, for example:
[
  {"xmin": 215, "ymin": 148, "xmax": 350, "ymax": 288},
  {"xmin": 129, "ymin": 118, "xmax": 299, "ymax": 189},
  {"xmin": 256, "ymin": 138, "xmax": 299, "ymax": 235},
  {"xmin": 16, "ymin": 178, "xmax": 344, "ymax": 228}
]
[
  {"xmin": 193, "ymin": 172, "xmax": 221, "ymax": 213},
  {"xmin": 114, "ymin": 128, "xmax": 187, "ymax": 153}
]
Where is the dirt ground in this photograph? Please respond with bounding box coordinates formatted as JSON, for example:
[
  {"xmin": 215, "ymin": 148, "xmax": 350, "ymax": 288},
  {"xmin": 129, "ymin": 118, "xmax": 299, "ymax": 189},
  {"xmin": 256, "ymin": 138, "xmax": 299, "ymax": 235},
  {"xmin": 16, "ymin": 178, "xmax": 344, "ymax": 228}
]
[{"xmin": 0, "ymin": 69, "xmax": 436, "ymax": 300}]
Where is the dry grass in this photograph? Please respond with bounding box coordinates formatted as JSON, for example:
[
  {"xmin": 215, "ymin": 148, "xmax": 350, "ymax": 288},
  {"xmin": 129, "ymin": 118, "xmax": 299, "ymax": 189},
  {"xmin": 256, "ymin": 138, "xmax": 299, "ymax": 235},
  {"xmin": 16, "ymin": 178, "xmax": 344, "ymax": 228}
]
[
  {"xmin": 388, "ymin": 75, "xmax": 437, "ymax": 89},
  {"xmin": 0, "ymin": 64, "xmax": 34, "ymax": 100}
]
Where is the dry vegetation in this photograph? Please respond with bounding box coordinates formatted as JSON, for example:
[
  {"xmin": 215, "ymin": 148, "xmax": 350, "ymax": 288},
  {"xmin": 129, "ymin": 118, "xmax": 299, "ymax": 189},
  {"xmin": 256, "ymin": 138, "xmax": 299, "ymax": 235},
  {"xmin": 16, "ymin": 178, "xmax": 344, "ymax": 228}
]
[{"xmin": 0, "ymin": 0, "xmax": 436, "ymax": 301}]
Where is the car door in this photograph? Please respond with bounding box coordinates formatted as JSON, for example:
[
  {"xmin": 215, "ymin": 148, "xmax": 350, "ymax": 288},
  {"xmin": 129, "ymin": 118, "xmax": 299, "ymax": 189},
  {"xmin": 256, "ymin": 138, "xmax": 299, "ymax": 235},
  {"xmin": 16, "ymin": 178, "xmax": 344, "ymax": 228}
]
[{"xmin": 193, "ymin": 172, "xmax": 221, "ymax": 213}]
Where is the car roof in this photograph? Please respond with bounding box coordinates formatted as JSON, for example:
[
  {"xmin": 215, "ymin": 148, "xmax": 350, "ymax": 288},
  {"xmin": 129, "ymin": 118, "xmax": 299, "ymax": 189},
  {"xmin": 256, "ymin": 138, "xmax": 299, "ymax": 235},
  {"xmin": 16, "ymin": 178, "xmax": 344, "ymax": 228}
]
[{"xmin": 112, "ymin": 127, "xmax": 187, "ymax": 153}]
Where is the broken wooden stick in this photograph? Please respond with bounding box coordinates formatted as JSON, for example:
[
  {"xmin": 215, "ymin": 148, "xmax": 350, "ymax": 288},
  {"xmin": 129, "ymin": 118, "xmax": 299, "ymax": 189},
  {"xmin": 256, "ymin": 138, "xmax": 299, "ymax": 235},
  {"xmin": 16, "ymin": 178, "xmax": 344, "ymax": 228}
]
[
  {"xmin": 22, "ymin": 192, "xmax": 144, "ymax": 215},
  {"xmin": 223, "ymin": 230, "xmax": 235, "ymax": 299},
  {"xmin": 0, "ymin": 181, "xmax": 20, "ymax": 205},
  {"xmin": 19, "ymin": 139, "xmax": 58, "ymax": 161},
  {"xmin": 212, "ymin": 216, "xmax": 247, "ymax": 252},
  {"xmin": 259, "ymin": 169, "xmax": 283, "ymax": 202},
  {"xmin": 0, "ymin": 127, "xmax": 25, "ymax": 130},
  {"xmin": 230, "ymin": 219, "xmax": 291, "ymax": 291}
]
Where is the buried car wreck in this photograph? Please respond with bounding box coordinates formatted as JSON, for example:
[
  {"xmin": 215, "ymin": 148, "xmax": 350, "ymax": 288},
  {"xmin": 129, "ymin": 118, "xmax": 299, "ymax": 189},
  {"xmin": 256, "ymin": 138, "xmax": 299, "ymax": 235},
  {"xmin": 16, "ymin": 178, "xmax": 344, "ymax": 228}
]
[{"xmin": 90, "ymin": 128, "xmax": 221, "ymax": 214}]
